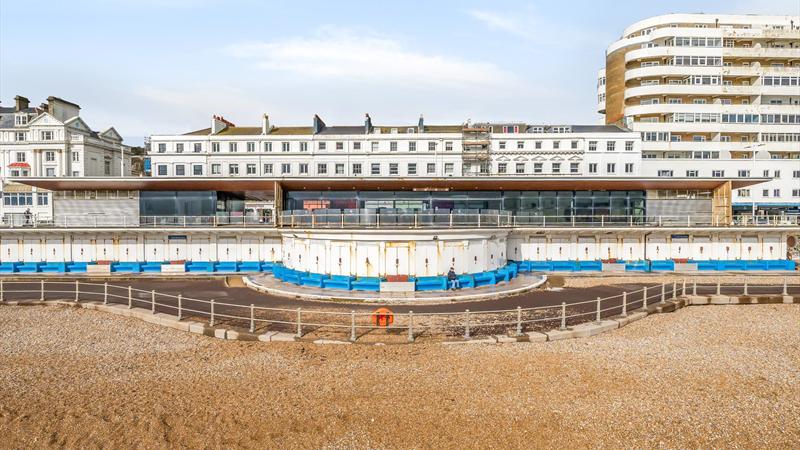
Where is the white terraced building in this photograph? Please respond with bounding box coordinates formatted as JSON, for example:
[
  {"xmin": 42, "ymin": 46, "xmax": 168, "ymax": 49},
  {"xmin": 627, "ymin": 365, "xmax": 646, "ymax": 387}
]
[
  {"xmin": 0, "ymin": 95, "xmax": 132, "ymax": 224},
  {"xmin": 598, "ymin": 13, "xmax": 800, "ymax": 217}
]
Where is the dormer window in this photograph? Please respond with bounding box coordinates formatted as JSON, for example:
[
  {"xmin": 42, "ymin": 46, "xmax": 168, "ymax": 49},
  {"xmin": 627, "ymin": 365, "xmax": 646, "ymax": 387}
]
[
  {"xmin": 503, "ymin": 126, "xmax": 519, "ymax": 133},
  {"xmin": 14, "ymin": 114, "xmax": 28, "ymax": 126}
]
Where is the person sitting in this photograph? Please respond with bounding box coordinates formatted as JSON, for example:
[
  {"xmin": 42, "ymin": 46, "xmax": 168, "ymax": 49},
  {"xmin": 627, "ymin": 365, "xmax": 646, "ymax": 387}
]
[{"xmin": 447, "ymin": 267, "xmax": 461, "ymax": 291}]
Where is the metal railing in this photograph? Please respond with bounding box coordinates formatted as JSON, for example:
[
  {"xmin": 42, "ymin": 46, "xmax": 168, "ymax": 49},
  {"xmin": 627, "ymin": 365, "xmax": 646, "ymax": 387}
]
[
  {"xmin": 0, "ymin": 215, "xmax": 274, "ymax": 228},
  {"xmin": 0, "ymin": 277, "xmax": 794, "ymax": 343}
]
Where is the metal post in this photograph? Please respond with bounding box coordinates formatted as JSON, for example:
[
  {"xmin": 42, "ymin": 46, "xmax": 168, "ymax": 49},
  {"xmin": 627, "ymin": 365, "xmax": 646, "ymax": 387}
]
[
  {"xmin": 682, "ymin": 277, "xmax": 687, "ymax": 297},
  {"xmin": 660, "ymin": 283, "xmax": 666, "ymax": 303},
  {"xmin": 560, "ymin": 302, "xmax": 567, "ymax": 330},
  {"xmin": 516, "ymin": 306, "xmax": 522, "ymax": 336},
  {"xmin": 595, "ymin": 297, "xmax": 602, "ymax": 324},
  {"xmin": 350, "ymin": 310, "xmax": 356, "ymax": 342},
  {"xmin": 210, "ymin": 299, "xmax": 215, "ymax": 327},
  {"xmin": 672, "ymin": 281, "xmax": 677, "ymax": 300},
  {"xmin": 296, "ymin": 308, "xmax": 302, "ymax": 338},
  {"xmin": 128, "ymin": 286, "xmax": 132, "ymax": 309},
  {"xmin": 0, "ymin": 280, "xmax": 4, "ymax": 301},
  {"xmin": 464, "ymin": 309, "xmax": 471, "ymax": 340},
  {"xmin": 643, "ymin": 286, "xmax": 648, "ymax": 311},
  {"xmin": 408, "ymin": 311, "xmax": 414, "ymax": 343},
  {"xmin": 249, "ymin": 304, "xmax": 255, "ymax": 333},
  {"xmin": 103, "ymin": 282, "xmax": 108, "ymax": 304},
  {"xmin": 716, "ymin": 277, "xmax": 721, "ymax": 296},
  {"xmin": 40, "ymin": 280, "xmax": 45, "ymax": 301},
  {"xmin": 621, "ymin": 292, "xmax": 628, "ymax": 317},
  {"xmin": 151, "ymin": 290, "xmax": 156, "ymax": 314},
  {"xmin": 783, "ymin": 277, "xmax": 788, "ymax": 296},
  {"xmin": 693, "ymin": 278, "xmax": 697, "ymax": 296},
  {"xmin": 177, "ymin": 294, "xmax": 182, "ymax": 320},
  {"xmin": 743, "ymin": 277, "xmax": 748, "ymax": 296},
  {"xmin": 75, "ymin": 280, "xmax": 79, "ymax": 302}
]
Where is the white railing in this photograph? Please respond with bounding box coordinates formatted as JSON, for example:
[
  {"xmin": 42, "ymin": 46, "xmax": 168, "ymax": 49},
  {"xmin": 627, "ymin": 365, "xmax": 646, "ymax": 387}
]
[
  {"xmin": 0, "ymin": 215, "xmax": 274, "ymax": 228},
  {"xmin": 0, "ymin": 277, "xmax": 793, "ymax": 342}
]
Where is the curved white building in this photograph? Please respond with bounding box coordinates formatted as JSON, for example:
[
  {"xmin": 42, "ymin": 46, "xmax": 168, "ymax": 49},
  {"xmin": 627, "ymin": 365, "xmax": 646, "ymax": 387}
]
[{"xmin": 599, "ymin": 13, "xmax": 800, "ymax": 216}]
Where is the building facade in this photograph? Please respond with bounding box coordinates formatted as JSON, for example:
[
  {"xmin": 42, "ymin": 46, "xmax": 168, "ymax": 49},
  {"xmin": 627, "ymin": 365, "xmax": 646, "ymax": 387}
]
[
  {"xmin": 0, "ymin": 95, "xmax": 133, "ymax": 224},
  {"xmin": 598, "ymin": 13, "xmax": 800, "ymax": 216}
]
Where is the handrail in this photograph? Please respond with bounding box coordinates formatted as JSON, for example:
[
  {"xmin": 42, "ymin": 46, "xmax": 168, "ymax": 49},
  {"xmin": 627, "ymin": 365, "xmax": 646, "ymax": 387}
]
[{"xmin": 0, "ymin": 277, "xmax": 794, "ymax": 342}]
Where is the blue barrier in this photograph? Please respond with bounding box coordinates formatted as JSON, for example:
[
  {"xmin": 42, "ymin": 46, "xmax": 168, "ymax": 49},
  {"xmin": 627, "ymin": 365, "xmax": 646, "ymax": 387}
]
[
  {"xmin": 0, "ymin": 262, "xmax": 23, "ymax": 273},
  {"xmin": 456, "ymin": 274, "xmax": 475, "ymax": 288},
  {"xmin": 718, "ymin": 260, "xmax": 746, "ymax": 271},
  {"xmin": 111, "ymin": 262, "xmax": 142, "ymax": 273},
  {"xmin": 625, "ymin": 261, "xmax": 649, "ymax": 271},
  {"xmin": 551, "ymin": 261, "xmax": 578, "ymax": 272},
  {"xmin": 67, "ymin": 262, "xmax": 89, "ymax": 273},
  {"xmin": 282, "ymin": 269, "xmax": 301, "ymax": 285},
  {"xmin": 650, "ymin": 260, "xmax": 675, "ymax": 272},
  {"xmin": 578, "ymin": 261, "xmax": 603, "ymax": 271},
  {"xmin": 325, "ymin": 275, "xmax": 354, "ymax": 290},
  {"xmin": 141, "ymin": 262, "xmax": 163, "ymax": 273},
  {"xmin": 416, "ymin": 276, "xmax": 447, "ymax": 291},
  {"xmin": 352, "ymin": 276, "xmax": 381, "ymax": 291},
  {"xmin": 473, "ymin": 272, "xmax": 497, "ymax": 287},
  {"xmin": 238, "ymin": 261, "xmax": 262, "ymax": 272},
  {"xmin": 299, "ymin": 272, "xmax": 327, "ymax": 288},
  {"xmin": 40, "ymin": 262, "xmax": 68, "ymax": 273},
  {"xmin": 17, "ymin": 262, "xmax": 42, "ymax": 273},
  {"xmin": 260, "ymin": 261, "xmax": 275, "ymax": 272},
  {"xmin": 186, "ymin": 261, "xmax": 215, "ymax": 273},
  {"xmin": 214, "ymin": 262, "xmax": 239, "ymax": 273}
]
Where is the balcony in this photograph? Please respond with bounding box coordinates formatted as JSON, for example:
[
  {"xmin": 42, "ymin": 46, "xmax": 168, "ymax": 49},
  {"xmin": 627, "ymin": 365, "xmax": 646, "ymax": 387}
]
[
  {"xmin": 624, "ymin": 103, "xmax": 799, "ymax": 117},
  {"xmin": 624, "ymin": 83, "xmax": 797, "ymax": 99}
]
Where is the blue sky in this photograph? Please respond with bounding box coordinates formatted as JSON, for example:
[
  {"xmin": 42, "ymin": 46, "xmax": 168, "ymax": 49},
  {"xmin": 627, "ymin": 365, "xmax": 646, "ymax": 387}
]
[{"xmin": 1, "ymin": 0, "xmax": 797, "ymax": 144}]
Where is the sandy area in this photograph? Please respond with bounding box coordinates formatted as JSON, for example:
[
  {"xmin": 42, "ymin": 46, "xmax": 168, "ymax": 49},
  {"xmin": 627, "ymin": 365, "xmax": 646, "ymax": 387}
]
[{"xmin": 1, "ymin": 303, "xmax": 798, "ymax": 449}]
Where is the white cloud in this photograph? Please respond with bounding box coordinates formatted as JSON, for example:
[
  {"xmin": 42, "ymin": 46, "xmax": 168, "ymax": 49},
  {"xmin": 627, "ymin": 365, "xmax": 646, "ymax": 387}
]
[
  {"xmin": 224, "ymin": 27, "xmax": 523, "ymax": 91},
  {"xmin": 465, "ymin": 10, "xmax": 529, "ymax": 37}
]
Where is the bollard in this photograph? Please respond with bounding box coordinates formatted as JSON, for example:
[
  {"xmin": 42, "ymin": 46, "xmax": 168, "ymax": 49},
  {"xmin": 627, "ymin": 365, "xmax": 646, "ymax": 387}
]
[
  {"xmin": 0, "ymin": 279, "xmax": 4, "ymax": 302},
  {"xmin": 408, "ymin": 311, "xmax": 414, "ymax": 343},
  {"xmin": 40, "ymin": 280, "xmax": 45, "ymax": 301},
  {"xmin": 595, "ymin": 297, "xmax": 601, "ymax": 325},
  {"xmin": 682, "ymin": 277, "xmax": 687, "ymax": 297},
  {"xmin": 643, "ymin": 286, "xmax": 648, "ymax": 311},
  {"xmin": 672, "ymin": 281, "xmax": 677, "ymax": 300},
  {"xmin": 103, "ymin": 282, "xmax": 108, "ymax": 305},
  {"xmin": 75, "ymin": 280, "xmax": 79, "ymax": 302},
  {"xmin": 128, "ymin": 286, "xmax": 132, "ymax": 309},
  {"xmin": 249, "ymin": 304, "xmax": 255, "ymax": 333},
  {"xmin": 621, "ymin": 292, "xmax": 628, "ymax": 317},
  {"xmin": 660, "ymin": 283, "xmax": 666, "ymax": 303},
  {"xmin": 693, "ymin": 278, "xmax": 697, "ymax": 296},
  {"xmin": 559, "ymin": 302, "xmax": 567, "ymax": 331},
  {"xmin": 464, "ymin": 310, "xmax": 471, "ymax": 340},
  {"xmin": 151, "ymin": 290, "xmax": 156, "ymax": 314},
  {"xmin": 783, "ymin": 277, "xmax": 788, "ymax": 296},
  {"xmin": 296, "ymin": 308, "xmax": 302, "ymax": 338},
  {"xmin": 516, "ymin": 306, "xmax": 523, "ymax": 336},
  {"xmin": 350, "ymin": 310, "xmax": 356, "ymax": 342},
  {"xmin": 177, "ymin": 294, "xmax": 182, "ymax": 320},
  {"xmin": 716, "ymin": 277, "xmax": 721, "ymax": 296},
  {"xmin": 210, "ymin": 299, "xmax": 215, "ymax": 327},
  {"xmin": 743, "ymin": 277, "xmax": 748, "ymax": 296}
]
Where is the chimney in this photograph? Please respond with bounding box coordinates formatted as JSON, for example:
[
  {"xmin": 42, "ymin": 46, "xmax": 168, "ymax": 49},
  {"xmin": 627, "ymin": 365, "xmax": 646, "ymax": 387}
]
[
  {"xmin": 313, "ymin": 114, "xmax": 326, "ymax": 134},
  {"xmin": 14, "ymin": 95, "xmax": 29, "ymax": 111},
  {"xmin": 418, "ymin": 114, "xmax": 424, "ymax": 133},
  {"xmin": 211, "ymin": 115, "xmax": 228, "ymax": 134},
  {"xmin": 39, "ymin": 103, "xmax": 49, "ymax": 113},
  {"xmin": 365, "ymin": 113, "xmax": 372, "ymax": 134},
  {"xmin": 262, "ymin": 114, "xmax": 271, "ymax": 134}
]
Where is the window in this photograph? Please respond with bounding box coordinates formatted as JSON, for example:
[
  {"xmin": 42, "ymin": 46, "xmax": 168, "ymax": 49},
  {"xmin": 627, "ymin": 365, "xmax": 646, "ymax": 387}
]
[
  {"xmin": 353, "ymin": 142, "xmax": 361, "ymax": 150},
  {"xmin": 793, "ymin": 189, "xmax": 800, "ymax": 197},
  {"xmin": 194, "ymin": 143, "xmax": 202, "ymax": 153},
  {"xmin": 41, "ymin": 131, "xmax": 53, "ymax": 141},
  {"xmin": 535, "ymin": 141, "xmax": 542, "ymax": 149},
  {"xmin": 738, "ymin": 170, "xmax": 750, "ymax": 177},
  {"xmin": 607, "ymin": 163, "xmax": 616, "ymax": 173},
  {"xmin": 263, "ymin": 142, "xmax": 272, "ymax": 152},
  {"xmin": 174, "ymin": 165, "xmax": 184, "ymax": 176},
  {"xmin": 229, "ymin": 164, "xmax": 239, "ymax": 175},
  {"xmin": 658, "ymin": 170, "xmax": 673, "ymax": 177},
  {"xmin": 176, "ymin": 143, "xmax": 184, "ymax": 153},
  {"xmin": 263, "ymin": 164, "xmax": 273, "ymax": 174},
  {"xmin": 46, "ymin": 168, "xmax": 56, "ymax": 177},
  {"xmin": 37, "ymin": 193, "xmax": 48, "ymax": 206},
  {"xmin": 3, "ymin": 193, "xmax": 33, "ymax": 206},
  {"xmin": 211, "ymin": 164, "xmax": 221, "ymax": 175},
  {"xmin": 444, "ymin": 163, "xmax": 454, "ymax": 174},
  {"xmin": 72, "ymin": 153, "xmax": 80, "ymax": 162},
  {"xmin": 693, "ymin": 136, "xmax": 706, "ymax": 142},
  {"xmin": 371, "ymin": 142, "xmax": 379, "ymax": 152},
  {"xmin": 15, "ymin": 115, "xmax": 28, "ymax": 125},
  {"xmin": 372, "ymin": 164, "xmax": 381, "ymax": 175},
  {"xmin": 212, "ymin": 142, "xmax": 220, "ymax": 152},
  {"xmin": 427, "ymin": 163, "xmax": 435, "ymax": 174},
  {"xmin": 793, "ymin": 170, "xmax": 800, "ymax": 178},
  {"xmin": 16, "ymin": 153, "xmax": 26, "ymax": 163},
  {"xmin": 737, "ymin": 189, "xmax": 750, "ymax": 197},
  {"xmin": 668, "ymin": 98, "xmax": 682, "ymax": 104},
  {"xmin": 193, "ymin": 165, "xmax": 203, "ymax": 176},
  {"xmin": 763, "ymin": 170, "xmax": 770, "ymax": 177},
  {"xmin": 282, "ymin": 164, "xmax": 291, "ymax": 174},
  {"xmin": 552, "ymin": 141, "xmax": 560, "ymax": 150},
  {"xmin": 763, "ymin": 189, "xmax": 770, "ymax": 197},
  {"xmin": 588, "ymin": 163, "xmax": 597, "ymax": 174},
  {"xmin": 681, "ymin": 170, "xmax": 696, "ymax": 177},
  {"xmin": 534, "ymin": 163, "xmax": 543, "ymax": 174},
  {"xmin": 693, "ymin": 99, "xmax": 707, "ymax": 104},
  {"xmin": 389, "ymin": 163, "xmax": 399, "ymax": 175},
  {"xmin": 409, "ymin": 142, "xmax": 417, "ymax": 152},
  {"xmin": 571, "ymin": 141, "xmax": 578, "ymax": 150},
  {"xmin": 317, "ymin": 163, "xmax": 327, "ymax": 175},
  {"xmin": 625, "ymin": 163, "xmax": 634, "ymax": 173},
  {"xmin": 246, "ymin": 142, "xmax": 255, "ymax": 152},
  {"xmin": 516, "ymin": 163, "xmax": 525, "ymax": 174},
  {"xmin": 335, "ymin": 164, "xmax": 344, "ymax": 175},
  {"xmin": 390, "ymin": 141, "xmax": 398, "ymax": 152},
  {"xmin": 299, "ymin": 164, "xmax": 309, "ymax": 174},
  {"xmin": 588, "ymin": 141, "xmax": 597, "ymax": 151},
  {"xmin": 352, "ymin": 163, "xmax": 362, "ymax": 175},
  {"xmin": 721, "ymin": 136, "xmax": 731, "ymax": 142},
  {"xmin": 229, "ymin": 142, "xmax": 237, "ymax": 152},
  {"xmin": 503, "ymin": 126, "xmax": 519, "ymax": 133},
  {"xmin": 247, "ymin": 164, "xmax": 257, "ymax": 175},
  {"xmin": 518, "ymin": 141, "xmax": 525, "ymax": 149},
  {"xmin": 499, "ymin": 141, "xmax": 506, "ymax": 150},
  {"xmin": 45, "ymin": 151, "xmax": 55, "ymax": 162},
  {"xmin": 570, "ymin": 163, "xmax": 579, "ymax": 173},
  {"xmin": 336, "ymin": 142, "xmax": 343, "ymax": 151},
  {"xmin": 158, "ymin": 143, "xmax": 166, "ymax": 153},
  {"xmin": 625, "ymin": 141, "xmax": 634, "ymax": 151},
  {"xmin": 408, "ymin": 163, "xmax": 417, "ymax": 175},
  {"xmin": 72, "ymin": 171, "xmax": 79, "ymax": 177},
  {"xmin": 552, "ymin": 163, "xmax": 560, "ymax": 174},
  {"xmin": 431, "ymin": 142, "xmax": 439, "ymax": 151},
  {"xmin": 607, "ymin": 141, "xmax": 616, "ymax": 151},
  {"xmin": 15, "ymin": 132, "xmax": 26, "ymax": 141},
  {"xmin": 282, "ymin": 142, "xmax": 290, "ymax": 152},
  {"xmin": 773, "ymin": 189, "xmax": 781, "ymax": 197},
  {"xmin": 774, "ymin": 170, "xmax": 781, "ymax": 178},
  {"xmin": 498, "ymin": 163, "xmax": 507, "ymax": 174},
  {"xmin": 158, "ymin": 165, "xmax": 167, "ymax": 176},
  {"xmin": 712, "ymin": 170, "xmax": 724, "ymax": 177}
]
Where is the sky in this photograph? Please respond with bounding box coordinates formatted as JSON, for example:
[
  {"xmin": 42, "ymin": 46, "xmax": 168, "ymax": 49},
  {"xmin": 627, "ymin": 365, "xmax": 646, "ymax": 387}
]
[{"xmin": 1, "ymin": 0, "xmax": 798, "ymax": 145}]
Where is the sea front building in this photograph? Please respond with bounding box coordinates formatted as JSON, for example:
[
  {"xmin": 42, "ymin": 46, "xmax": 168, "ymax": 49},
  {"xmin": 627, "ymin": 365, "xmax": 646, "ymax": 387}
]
[{"xmin": 598, "ymin": 13, "xmax": 800, "ymax": 217}]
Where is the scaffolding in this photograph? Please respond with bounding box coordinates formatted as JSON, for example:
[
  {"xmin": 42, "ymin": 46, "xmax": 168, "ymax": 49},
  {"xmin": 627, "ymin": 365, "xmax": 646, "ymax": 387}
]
[{"xmin": 461, "ymin": 121, "xmax": 491, "ymax": 176}]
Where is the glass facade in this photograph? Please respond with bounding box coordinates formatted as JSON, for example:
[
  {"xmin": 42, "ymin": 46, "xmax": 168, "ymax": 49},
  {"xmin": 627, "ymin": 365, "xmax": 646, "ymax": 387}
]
[{"xmin": 140, "ymin": 191, "xmax": 245, "ymax": 217}]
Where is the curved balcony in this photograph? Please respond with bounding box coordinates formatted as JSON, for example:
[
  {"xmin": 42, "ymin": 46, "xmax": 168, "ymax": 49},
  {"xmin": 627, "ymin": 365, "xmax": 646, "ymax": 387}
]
[
  {"xmin": 625, "ymin": 65, "xmax": 722, "ymax": 81},
  {"xmin": 631, "ymin": 121, "xmax": 795, "ymax": 134},
  {"xmin": 640, "ymin": 140, "xmax": 800, "ymax": 153},
  {"xmin": 597, "ymin": 100, "xmax": 606, "ymax": 115},
  {"xmin": 723, "ymin": 47, "xmax": 800, "ymax": 60},
  {"xmin": 625, "ymin": 46, "xmax": 723, "ymax": 64},
  {"xmin": 624, "ymin": 103, "xmax": 799, "ymax": 117},
  {"xmin": 624, "ymin": 84, "xmax": 797, "ymax": 100}
]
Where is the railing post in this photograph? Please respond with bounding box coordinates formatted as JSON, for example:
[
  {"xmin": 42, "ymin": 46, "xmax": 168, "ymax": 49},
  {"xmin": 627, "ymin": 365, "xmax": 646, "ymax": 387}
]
[
  {"xmin": 0, "ymin": 280, "xmax": 4, "ymax": 301},
  {"xmin": 783, "ymin": 277, "xmax": 788, "ymax": 296},
  {"xmin": 516, "ymin": 306, "xmax": 523, "ymax": 336},
  {"xmin": 560, "ymin": 302, "xmax": 567, "ymax": 330},
  {"xmin": 601, "ymin": 215, "xmax": 604, "ymax": 227},
  {"xmin": 151, "ymin": 290, "xmax": 156, "ymax": 314},
  {"xmin": 449, "ymin": 213, "xmax": 453, "ymax": 228},
  {"xmin": 642, "ymin": 286, "xmax": 648, "ymax": 311},
  {"xmin": 464, "ymin": 309, "xmax": 471, "ymax": 340},
  {"xmin": 672, "ymin": 281, "xmax": 677, "ymax": 299},
  {"xmin": 621, "ymin": 292, "xmax": 628, "ymax": 317},
  {"xmin": 682, "ymin": 277, "xmax": 687, "ymax": 297},
  {"xmin": 743, "ymin": 277, "xmax": 748, "ymax": 296},
  {"xmin": 296, "ymin": 308, "xmax": 302, "ymax": 338},
  {"xmin": 716, "ymin": 277, "xmax": 721, "ymax": 296},
  {"xmin": 660, "ymin": 283, "xmax": 666, "ymax": 303},
  {"xmin": 250, "ymin": 304, "xmax": 255, "ymax": 333},
  {"xmin": 408, "ymin": 310, "xmax": 414, "ymax": 343},
  {"xmin": 658, "ymin": 215, "xmax": 662, "ymax": 227},
  {"xmin": 177, "ymin": 294, "xmax": 182, "ymax": 319},
  {"xmin": 75, "ymin": 280, "xmax": 79, "ymax": 302},
  {"xmin": 128, "ymin": 286, "xmax": 132, "ymax": 309},
  {"xmin": 350, "ymin": 310, "xmax": 356, "ymax": 342},
  {"xmin": 103, "ymin": 282, "xmax": 108, "ymax": 304},
  {"xmin": 414, "ymin": 214, "xmax": 418, "ymax": 228},
  {"xmin": 209, "ymin": 299, "xmax": 215, "ymax": 327},
  {"xmin": 40, "ymin": 280, "xmax": 45, "ymax": 301},
  {"xmin": 693, "ymin": 278, "xmax": 697, "ymax": 296},
  {"xmin": 595, "ymin": 297, "xmax": 601, "ymax": 325}
]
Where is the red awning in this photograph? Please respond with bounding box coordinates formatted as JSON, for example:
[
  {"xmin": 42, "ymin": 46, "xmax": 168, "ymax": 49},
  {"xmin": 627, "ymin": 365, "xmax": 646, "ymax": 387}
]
[{"xmin": 8, "ymin": 162, "xmax": 30, "ymax": 168}]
